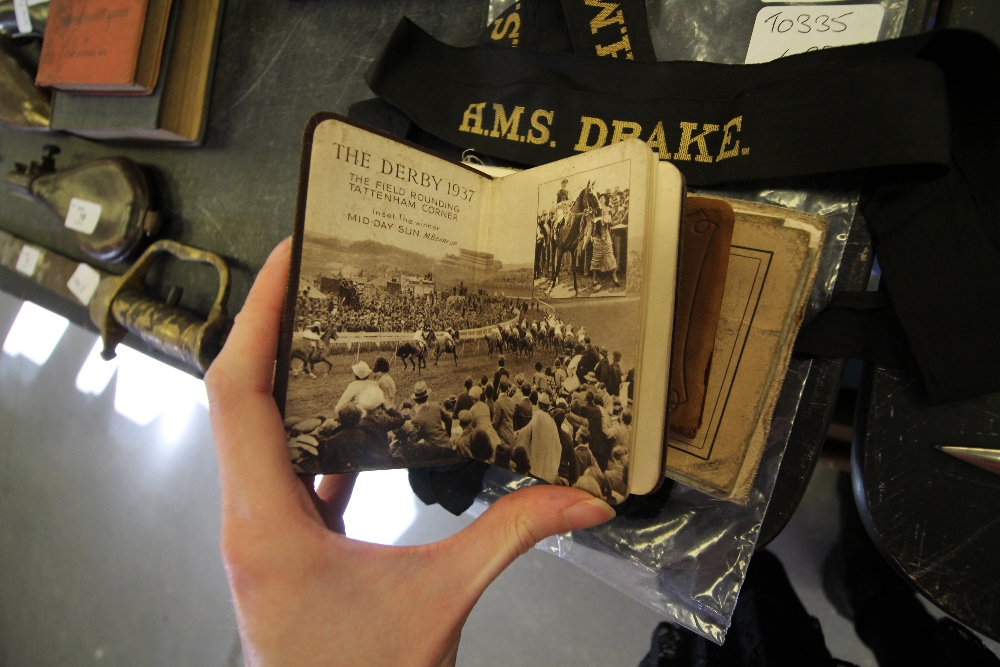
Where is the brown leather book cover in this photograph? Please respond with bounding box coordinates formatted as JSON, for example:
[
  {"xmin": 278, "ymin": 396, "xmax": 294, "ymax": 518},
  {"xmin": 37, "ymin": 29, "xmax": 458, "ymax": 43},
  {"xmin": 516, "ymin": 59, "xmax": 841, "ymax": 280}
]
[
  {"xmin": 36, "ymin": 0, "xmax": 172, "ymax": 93},
  {"xmin": 664, "ymin": 199, "xmax": 828, "ymax": 502},
  {"xmin": 667, "ymin": 197, "xmax": 734, "ymax": 438}
]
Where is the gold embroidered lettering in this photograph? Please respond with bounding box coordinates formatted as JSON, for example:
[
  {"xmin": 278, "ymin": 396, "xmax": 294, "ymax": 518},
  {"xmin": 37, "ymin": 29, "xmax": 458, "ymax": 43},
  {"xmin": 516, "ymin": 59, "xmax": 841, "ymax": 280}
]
[
  {"xmin": 573, "ymin": 116, "xmax": 609, "ymax": 152},
  {"xmin": 674, "ymin": 122, "xmax": 720, "ymax": 163},
  {"xmin": 458, "ymin": 103, "xmax": 487, "ymax": 135},
  {"xmin": 490, "ymin": 103, "xmax": 526, "ymax": 140},
  {"xmin": 716, "ymin": 116, "xmax": 743, "ymax": 161}
]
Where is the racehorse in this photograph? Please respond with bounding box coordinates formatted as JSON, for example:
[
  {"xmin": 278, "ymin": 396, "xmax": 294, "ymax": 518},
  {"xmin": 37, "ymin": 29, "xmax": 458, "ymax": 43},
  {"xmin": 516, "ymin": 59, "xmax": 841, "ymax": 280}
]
[
  {"xmin": 395, "ymin": 340, "xmax": 426, "ymax": 373},
  {"xmin": 549, "ymin": 182, "xmax": 601, "ymax": 295},
  {"xmin": 398, "ymin": 329, "xmax": 439, "ymax": 373},
  {"xmin": 518, "ymin": 331, "xmax": 535, "ymax": 359},
  {"xmin": 290, "ymin": 328, "xmax": 338, "ymax": 379},
  {"xmin": 485, "ymin": 330, "xmax": 504, "ymax": 357},
  {"xmin": 433, "ymin": 328, "xmax": 460, "ymax": 366}
]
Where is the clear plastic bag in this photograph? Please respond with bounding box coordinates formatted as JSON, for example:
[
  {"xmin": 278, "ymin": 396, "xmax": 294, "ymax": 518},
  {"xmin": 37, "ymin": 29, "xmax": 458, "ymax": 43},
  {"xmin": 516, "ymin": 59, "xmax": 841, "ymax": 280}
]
[
  {"xmin": 475, "ymin": 0, "xmax": 911, "ymax": 644},
  {"xmin": 645, "ymin": 0, "xmax": 909, "ymax": 63},
  {"xmin": 473, "ymin": 189, "xmax": 848, "ymax": 642}
]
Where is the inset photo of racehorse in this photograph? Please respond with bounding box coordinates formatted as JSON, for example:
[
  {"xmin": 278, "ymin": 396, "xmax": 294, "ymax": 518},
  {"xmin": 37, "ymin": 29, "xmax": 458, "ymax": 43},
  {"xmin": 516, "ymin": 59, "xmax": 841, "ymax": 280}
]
[{"xmin": 534, "ymin": 161, "xmax": 631, "ymax": 299}]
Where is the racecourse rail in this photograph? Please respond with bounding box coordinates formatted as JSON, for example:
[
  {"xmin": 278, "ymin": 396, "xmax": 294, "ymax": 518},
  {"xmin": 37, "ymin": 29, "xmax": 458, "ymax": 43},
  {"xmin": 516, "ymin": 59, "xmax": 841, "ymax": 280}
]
[{"xmin": 327, "ymin": 300, "xmax": 558, "ymax": 346}]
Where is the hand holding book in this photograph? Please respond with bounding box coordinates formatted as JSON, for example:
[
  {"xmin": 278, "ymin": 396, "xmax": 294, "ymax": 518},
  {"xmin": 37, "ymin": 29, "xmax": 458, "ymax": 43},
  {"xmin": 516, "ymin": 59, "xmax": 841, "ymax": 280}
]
[{"xmin": 205, "ymin": 238, "xmax": 615, "ymax": 665}]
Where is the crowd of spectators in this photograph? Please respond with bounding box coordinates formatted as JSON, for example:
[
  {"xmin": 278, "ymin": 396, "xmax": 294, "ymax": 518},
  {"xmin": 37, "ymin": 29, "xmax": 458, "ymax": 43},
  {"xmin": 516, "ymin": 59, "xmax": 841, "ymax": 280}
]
[
  {"xmin": 293, "ymin": 284, "xmax": 523, "ymax": 335},
  {"xmin": 287, "ymin": 333, "xmax": 634, "ymax": 506}
]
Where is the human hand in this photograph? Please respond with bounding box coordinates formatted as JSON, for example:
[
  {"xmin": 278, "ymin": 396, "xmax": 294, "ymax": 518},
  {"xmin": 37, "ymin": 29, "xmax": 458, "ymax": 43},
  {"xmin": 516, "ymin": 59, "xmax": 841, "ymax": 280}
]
[{"xmin": 205, "ymin": 239, "xmax": 616, "ymax": 667}]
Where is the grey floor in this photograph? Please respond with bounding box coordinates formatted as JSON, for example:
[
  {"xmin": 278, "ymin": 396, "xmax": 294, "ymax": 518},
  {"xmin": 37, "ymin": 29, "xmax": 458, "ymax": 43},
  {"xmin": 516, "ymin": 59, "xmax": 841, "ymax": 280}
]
[{"xmin": 1, "ymin": 290, "xmax": 997, "ymax": 666}]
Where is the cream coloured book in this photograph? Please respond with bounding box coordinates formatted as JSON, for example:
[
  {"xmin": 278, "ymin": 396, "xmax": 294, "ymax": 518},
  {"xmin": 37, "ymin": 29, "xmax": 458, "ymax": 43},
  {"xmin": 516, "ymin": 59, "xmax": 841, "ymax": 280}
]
[{"xmin": 274, "ymin": 113, "xmax": 684, "ymax": 504}]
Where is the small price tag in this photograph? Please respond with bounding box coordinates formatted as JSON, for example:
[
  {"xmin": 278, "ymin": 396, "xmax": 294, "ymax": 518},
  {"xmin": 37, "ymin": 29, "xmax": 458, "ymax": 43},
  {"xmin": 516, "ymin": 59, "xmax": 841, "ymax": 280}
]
[
  {"xmin": 13, "ymin": 0, "xmax": 32, "ymax": 35},
  {"xmin": 745, "ymin": 4, "xmax": 884, "ymax": 64},
  {"xmin": 15, "ymin": 245, "xmax": 41, "ymax": 277},
  {"xmin": 67, "ymin": 263, "xmax": 102, "ymax": 306},
  {"xmin": 64, "ymin": 198, "xmax": 103, "ymax": 235}
]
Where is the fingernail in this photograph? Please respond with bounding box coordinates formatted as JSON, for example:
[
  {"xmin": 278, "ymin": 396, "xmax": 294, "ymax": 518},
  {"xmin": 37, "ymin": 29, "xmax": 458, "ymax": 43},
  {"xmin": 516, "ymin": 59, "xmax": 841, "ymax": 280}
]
[{"xmin": 562, "ymin": 497, "xmax": 616, "ymax": 531}]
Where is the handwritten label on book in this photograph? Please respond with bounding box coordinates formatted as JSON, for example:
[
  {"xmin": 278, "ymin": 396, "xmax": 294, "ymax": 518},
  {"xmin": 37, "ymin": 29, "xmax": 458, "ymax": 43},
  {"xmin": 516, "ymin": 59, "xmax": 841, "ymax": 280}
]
[
  {"xmin": 745, "ymin": 4, "xmax": 884, "ymax": 63},
  {"xmin": 64, "ymin": 198, "xmax": 102, "ymax": 235}
]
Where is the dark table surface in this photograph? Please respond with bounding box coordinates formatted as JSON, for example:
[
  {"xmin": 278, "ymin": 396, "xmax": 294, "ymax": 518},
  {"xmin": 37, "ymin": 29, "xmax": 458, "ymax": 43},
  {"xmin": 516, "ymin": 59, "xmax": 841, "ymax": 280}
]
[
  {"xmin": 854, "ymin": 364, "xmax": 1000, "ymax": 642},
  {"xmin": 0, "ymin": 1, "xmax": 490, "ymax": 369}
]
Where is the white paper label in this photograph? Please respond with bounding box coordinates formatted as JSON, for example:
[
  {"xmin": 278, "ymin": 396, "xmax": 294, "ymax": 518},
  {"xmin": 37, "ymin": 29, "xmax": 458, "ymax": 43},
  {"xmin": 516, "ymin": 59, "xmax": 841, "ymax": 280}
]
[
  {"xmin": 13, "ymin": 0, "xmax": 32, "ymax": 35},
  {"xmin": 67, "ymin": 263, "xmax": 102, "ymax": 306},
  {"xmin": 64, "ymin": 198, "xmax": 103, "ymax": 235},
  {"xmin": 15, "ymin": 245, "xmax": 41, "ymax": 276},
  {"xmin": 745, "ymin": 4, "xmax": 885, "ymax": 63}
]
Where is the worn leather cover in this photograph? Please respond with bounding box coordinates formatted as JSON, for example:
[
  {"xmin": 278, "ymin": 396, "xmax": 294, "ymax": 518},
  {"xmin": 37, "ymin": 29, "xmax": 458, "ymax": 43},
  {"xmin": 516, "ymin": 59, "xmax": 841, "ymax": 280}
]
[
  {"xmin": 667, "ymin": 197, "xmax": 734, "ymax": 438},
  {"xmin": 664, "ymin": 199, "xmax": 827, "ymax": 502},
  {"xmin": 27, "ymin": 158, "xmax": 156, "ymax": 263}
]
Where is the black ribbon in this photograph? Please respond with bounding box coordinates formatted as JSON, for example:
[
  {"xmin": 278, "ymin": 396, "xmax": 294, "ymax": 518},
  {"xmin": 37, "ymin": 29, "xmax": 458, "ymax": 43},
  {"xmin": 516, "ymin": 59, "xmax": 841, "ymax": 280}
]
[
  {"xmin": 367, "ymin": 19, "xmax": 951, "ymax": 186},
  {"xmin": 365, "ymin": 20, "xmax": 1000, "ymax": 405}
]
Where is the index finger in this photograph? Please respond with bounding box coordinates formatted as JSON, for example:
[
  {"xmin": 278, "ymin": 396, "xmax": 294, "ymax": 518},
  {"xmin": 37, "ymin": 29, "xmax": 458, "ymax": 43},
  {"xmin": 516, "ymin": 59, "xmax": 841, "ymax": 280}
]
[{"xmin": 206, "ymin": 238, "xmax": 303, "ymax": 515}]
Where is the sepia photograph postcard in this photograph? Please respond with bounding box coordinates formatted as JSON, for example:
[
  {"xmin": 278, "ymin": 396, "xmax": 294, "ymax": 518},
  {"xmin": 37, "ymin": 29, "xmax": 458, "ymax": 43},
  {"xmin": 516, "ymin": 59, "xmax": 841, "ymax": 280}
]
[{"xmin": 275, "ymin": 114, "xmax": 683, "ymax": 505}]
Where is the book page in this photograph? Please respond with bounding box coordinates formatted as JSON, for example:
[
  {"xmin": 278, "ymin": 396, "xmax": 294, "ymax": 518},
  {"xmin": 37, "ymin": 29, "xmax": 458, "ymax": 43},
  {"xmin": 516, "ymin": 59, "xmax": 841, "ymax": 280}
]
[
  {"xmin": 629, "ymin": 161, "xmax": 684, "ymax": 495},
  {"xmin": 468, "ymin": 139, "xmax": 655, "ymax": 502},
  {"xmin": 283, "ymin": 117, "xmax": 490, "ymax": 474}
]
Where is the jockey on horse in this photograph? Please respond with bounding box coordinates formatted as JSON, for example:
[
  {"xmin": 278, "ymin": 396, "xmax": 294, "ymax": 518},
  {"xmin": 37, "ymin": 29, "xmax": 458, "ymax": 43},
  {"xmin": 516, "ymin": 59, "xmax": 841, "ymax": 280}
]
[
  {"xmin": 413, "ymin": 324, "xmax": 431, "ymax": 355},
  {"xmin": 302, "ymin": 320, "xmax": 324, "ymax": 348}
]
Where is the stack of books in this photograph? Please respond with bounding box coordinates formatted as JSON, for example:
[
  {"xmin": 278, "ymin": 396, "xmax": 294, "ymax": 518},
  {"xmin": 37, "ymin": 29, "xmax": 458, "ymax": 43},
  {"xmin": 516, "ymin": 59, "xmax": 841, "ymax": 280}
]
[{"xmin": 36, "ymin": 0, "xmax": 224, "ymax": 144}]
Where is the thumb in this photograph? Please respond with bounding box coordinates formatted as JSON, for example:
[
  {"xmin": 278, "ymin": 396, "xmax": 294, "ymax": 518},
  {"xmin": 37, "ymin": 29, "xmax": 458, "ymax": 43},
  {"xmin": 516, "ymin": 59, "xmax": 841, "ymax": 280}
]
[{"xmin": 438, "ymin": 485, "xmax": 615, "ymax": 593}]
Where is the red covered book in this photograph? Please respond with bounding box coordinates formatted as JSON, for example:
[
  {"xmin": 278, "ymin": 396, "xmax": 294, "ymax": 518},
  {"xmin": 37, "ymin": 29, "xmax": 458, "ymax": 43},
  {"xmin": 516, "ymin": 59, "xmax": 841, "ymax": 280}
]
[{"xmin": 36, "ymin": 0, "xmax": 172, "ymax": 93}]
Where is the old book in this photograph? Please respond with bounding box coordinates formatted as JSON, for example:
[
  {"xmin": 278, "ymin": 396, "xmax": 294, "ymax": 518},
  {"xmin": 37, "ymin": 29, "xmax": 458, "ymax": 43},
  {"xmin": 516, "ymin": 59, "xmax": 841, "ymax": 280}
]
[
  {"xmin": 36, "ymin": 0, "xmax": 173, "ymax": 94},
  {"xmin": 274, "ymin": 115, "xmax": 827, "ymax": 505},
  {"xmin": 275, "ymin": 114, "xmax": 684, "ymax": 503},
  {"xmin": 662, "ymin": 197, "xmax": 827, "ymax": 502},
  {"xmin": 49, "ymin": 0, "xmax": 224, "ymax": 144},
  {"xmin": 667, "ymin": 197, "xmax": 735, "ymax": 439}
]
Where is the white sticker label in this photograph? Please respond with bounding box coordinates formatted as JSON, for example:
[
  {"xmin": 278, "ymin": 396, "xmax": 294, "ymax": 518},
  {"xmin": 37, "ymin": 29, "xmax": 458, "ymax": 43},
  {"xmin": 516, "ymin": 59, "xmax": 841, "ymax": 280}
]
[
  {"xmin": 745, "ymin": 5, "xmax": 885, "ymax": 63},
  {"xmin": 13, "ymin": 0, "xmax": 32, "ymax": 35},
  {"xmin": 67, "ymin": 263, "xmax": 102, "ymax": 306},
  {"xmin": 15, "ymin": 245, "xmax": 41, "ymax": 276},
  {"xmin": 64, "ymin": 198, "xmax": 103, "ymax": 235}
]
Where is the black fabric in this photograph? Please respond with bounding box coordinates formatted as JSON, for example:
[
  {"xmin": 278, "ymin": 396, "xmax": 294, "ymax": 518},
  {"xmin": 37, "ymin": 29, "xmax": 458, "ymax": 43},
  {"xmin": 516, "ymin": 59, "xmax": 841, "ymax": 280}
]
[
  {"xmin": 613, "ymin": 477, "xmax": 673, "ymax": 519},
  {"xmin": 858, "ymin": 31, "xmax": 1000, "ymax": 404},
  {"xmin": 477, "ymin": 0, "xmax": 655, "ymax": 60},
  {"xmin": 477, "ymin": 0, "xmax": 574, "ymax": 53},
  {"xmin": 365, "ymin": 21, "xmax": 1000, "ymax": 405},
  {"xmin": 367, "ymin": 19, "xmax": 950, "ymax": 185},
  {"xmin": 407, "ymin": 460, "xmax": 489, "ymax": 516},
  {"xmin": 559, "ymin": 0, "xmax": 656, "ymax": 61},
  {"xmin": 793, "ymin": 291, "xmax": 917, "ymax": 372}
]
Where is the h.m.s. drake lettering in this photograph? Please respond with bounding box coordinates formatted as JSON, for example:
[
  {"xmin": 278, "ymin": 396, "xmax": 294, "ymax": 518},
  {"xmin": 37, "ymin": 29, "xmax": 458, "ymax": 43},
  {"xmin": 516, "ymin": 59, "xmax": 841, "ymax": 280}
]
[{"xmin": 456, "ymin": 101, "xmax": 750, "ymax": 164}]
